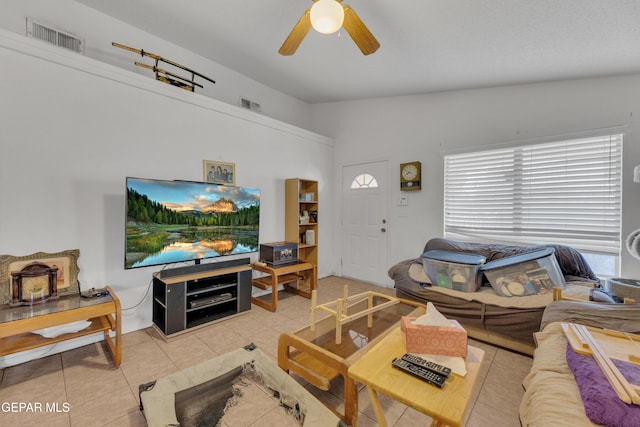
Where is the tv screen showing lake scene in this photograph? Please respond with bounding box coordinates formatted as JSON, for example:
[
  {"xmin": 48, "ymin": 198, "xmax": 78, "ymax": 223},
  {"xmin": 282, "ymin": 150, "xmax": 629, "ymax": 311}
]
[{"xmin": 125, "ymin": 177, "xmax": 260, "ymax": 269}]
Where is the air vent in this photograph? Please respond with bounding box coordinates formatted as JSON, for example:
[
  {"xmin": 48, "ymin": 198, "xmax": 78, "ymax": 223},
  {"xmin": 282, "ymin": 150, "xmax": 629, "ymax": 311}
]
[
  {"xmin": 26, "ymin": 18, "xmax": 84, "ymax": 54},
  {"xmin": 239, "ymin": 97, "xmax": 262, "ymax": 112}
]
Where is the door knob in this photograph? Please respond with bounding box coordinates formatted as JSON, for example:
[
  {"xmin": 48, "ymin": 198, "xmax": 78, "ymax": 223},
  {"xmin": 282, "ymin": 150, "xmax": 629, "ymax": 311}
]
[{"xmin": 381, "ymin": 227, "xmax": 387, "ymax": 232}]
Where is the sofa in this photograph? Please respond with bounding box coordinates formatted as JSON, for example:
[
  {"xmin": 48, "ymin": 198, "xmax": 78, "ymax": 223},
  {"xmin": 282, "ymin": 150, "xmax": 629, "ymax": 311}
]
[
  {"xmin": 389, "ymin": 238, "xmax": 601, "ymax": 354},
  {"xmin": 520, "ymin": 301, "xmax": 640, "ymax": 426}
]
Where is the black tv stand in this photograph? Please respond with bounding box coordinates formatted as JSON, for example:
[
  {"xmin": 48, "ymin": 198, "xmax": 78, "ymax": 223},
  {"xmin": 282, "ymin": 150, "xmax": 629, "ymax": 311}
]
[{"xmin": 152, "ymin": 258, "xmax": 252, "ymax": 337}]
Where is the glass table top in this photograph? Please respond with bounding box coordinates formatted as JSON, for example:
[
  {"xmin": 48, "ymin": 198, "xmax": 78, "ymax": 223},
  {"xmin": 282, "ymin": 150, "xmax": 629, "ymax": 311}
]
[
  {"xmin": 0, "ymin": 293, "xmax": 113, "ymax": 324},
  {"xmin": 295, "ymin": 296, "xmax": 425, "ymax": 359}
]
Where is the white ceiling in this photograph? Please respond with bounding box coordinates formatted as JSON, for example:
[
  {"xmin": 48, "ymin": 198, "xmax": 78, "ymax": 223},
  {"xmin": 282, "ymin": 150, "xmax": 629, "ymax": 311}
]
[{"xmin": 74, "ymin": 0, "xmax": 640, "ymax": 104}]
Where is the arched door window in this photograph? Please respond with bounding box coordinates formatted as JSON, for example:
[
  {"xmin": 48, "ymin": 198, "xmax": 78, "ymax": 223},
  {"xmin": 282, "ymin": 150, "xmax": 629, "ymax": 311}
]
[{"xmin": 350, "ymin": 173, "xmax": 378, "ymax": 189}]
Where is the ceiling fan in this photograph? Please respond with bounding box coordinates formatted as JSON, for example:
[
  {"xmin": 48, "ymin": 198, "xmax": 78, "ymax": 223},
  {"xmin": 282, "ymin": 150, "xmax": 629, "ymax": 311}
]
[{"xmin": 279, "ymin": 0, "xmax": 380, "ymax": 56}]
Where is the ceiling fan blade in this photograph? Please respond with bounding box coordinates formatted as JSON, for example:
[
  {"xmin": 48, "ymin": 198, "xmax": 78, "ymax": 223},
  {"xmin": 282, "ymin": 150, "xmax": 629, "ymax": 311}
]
[
  {"xmin": 342, "ymin": 5, "xmax": 380, "ymax": 55},
  {"xmin": 279, "ymin": 9, "xmax": 312, "ymax": 56}
]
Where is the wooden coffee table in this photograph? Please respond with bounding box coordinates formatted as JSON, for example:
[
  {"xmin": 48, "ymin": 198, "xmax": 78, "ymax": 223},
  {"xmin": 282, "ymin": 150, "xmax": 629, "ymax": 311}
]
[
  {"xmin": 348, "ymin": 327, "xmax": 485, "ymax": 427},
  {"xmin": 278, "ymin": 295, "xmax": 425, "ymax": 426}
]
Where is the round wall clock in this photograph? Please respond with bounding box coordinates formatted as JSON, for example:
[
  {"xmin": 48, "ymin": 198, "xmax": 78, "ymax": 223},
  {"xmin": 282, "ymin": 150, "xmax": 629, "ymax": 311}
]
[{"xmin": 400, "ymin": 161, "xmax": 422, "ymax": 191}]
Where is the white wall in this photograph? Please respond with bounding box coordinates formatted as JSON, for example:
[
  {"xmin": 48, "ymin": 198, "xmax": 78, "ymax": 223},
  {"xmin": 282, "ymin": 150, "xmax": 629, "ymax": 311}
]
[
  {"xmin": 311, "ymin": 75, "xmax": 640, "ymax": 280},
  {"xmin": 0, "ymin": 30, "xmax": 335, "ymax": 365},
  {"xmin": 0, "ymin": 0, "xmax": 311, "ymax": 129},
  {"xmin": 4, "ymin": 1, "xmax": 640, "ymax": 367}
]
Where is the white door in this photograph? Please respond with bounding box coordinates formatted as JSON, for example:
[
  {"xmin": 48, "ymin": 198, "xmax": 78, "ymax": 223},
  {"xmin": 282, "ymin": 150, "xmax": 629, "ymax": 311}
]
[{"xmin": 341, "ymin": 161, "xmax": 389, "ymax": 285}]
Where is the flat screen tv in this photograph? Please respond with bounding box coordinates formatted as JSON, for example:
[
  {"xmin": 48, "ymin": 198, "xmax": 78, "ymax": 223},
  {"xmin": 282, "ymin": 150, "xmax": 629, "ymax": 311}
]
[{"xmin": 125, "ymin": 177, "xmax": 260, "ymax": 269}]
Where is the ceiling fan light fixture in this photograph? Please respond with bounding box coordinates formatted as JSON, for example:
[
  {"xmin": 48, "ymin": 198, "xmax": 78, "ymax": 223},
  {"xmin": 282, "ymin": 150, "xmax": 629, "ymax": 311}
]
[{"xmin": 310, "ymin": 0, "xmax": 344, "ymax": 34}]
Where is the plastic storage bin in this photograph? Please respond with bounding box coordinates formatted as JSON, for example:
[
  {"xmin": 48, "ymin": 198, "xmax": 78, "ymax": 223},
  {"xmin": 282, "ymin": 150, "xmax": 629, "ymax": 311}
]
[
  {"xmin": 421, "ymin": 250, "xmax": 486, "ymax": 292},
  {"xmin": 604, "ymin": 278, "xmax": 640, "ymax": 302},
  {"xmin": 481, "ymin": 248, "xmax": 565, "ymax": 297}
]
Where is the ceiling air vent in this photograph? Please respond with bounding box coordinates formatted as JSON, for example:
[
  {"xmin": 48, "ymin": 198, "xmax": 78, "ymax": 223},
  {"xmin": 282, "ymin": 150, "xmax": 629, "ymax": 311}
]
[
  {"xmin": 239, "ymin": 97, "xmax": 262, "ymax": 113},
  {"xmin": 26, "ymin": 18, "xmax": 84, "ymax": 54}
]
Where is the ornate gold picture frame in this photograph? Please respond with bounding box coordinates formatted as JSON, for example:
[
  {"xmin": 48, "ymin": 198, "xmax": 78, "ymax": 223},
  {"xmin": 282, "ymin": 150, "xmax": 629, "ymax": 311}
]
[
  {"xmin": 203, "ymin": 160, "xmax": 236, "ymax": 186},
  {"xmin": 0, "ymin": 249, "xmax": 80, "ymax": 305}
]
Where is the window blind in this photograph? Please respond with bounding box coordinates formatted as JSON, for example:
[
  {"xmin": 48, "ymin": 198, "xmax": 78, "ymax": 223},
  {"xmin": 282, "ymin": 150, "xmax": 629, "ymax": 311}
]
[{"xmin": 444, "ymin": 134, "xmax": 622, "ymax": 255}]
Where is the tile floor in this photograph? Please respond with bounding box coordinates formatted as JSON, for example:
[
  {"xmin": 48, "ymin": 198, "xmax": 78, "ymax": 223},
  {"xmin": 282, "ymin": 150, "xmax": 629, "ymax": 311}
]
[{"xmin": 0, "ymin": 276, "xmax": 533, "ymax": 426}]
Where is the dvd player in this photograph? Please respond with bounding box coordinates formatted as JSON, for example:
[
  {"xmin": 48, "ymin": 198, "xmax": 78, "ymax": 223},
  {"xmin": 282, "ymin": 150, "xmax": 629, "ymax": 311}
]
[{"xmin": 189, "ymin": 293, "xmax": 233, "ymax": 309}]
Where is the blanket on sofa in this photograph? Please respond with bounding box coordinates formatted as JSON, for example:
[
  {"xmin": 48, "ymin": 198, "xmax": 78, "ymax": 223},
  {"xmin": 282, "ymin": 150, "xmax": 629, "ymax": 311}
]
[
  {"xmin": 541, "ymin": 300, "xmax": 640, "ymax": 333},
  {"xmin": 566, "ymin": 345, "xmax": 640, "ymax": 427},
  {"xmin": 521, "ymin": 322, "xmax": 599, "ymax": 426},
  {"xmin": 520, "ymin": 304, "xmax": 640, "ymax": 427}
]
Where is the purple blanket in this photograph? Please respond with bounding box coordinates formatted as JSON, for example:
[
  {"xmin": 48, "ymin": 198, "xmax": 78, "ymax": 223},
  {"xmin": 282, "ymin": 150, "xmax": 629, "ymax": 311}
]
[{"xmin": 566, "ymin": 344, "xmax": 640, "ymax": 427}]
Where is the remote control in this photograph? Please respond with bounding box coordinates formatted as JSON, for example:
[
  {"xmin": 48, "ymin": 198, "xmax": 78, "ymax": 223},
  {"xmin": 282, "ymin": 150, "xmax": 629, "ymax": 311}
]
[
  {"xmin": 401, "ymin": 353, "xmax": 452, "ymax": 377},
  {"xmin": 391, "ymin": 358, "xmax": 447, "ymax": 388},
  {"xmin": 81, "ymin": 287, "xmax": 109, "ymax": 299}
]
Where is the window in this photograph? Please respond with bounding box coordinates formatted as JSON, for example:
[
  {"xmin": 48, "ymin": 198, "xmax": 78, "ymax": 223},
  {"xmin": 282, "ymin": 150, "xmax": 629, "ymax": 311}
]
[
  {"xmin": 444, "ymin": 134, "xmax": 622, "ymax": 276},
  {"xmin": 350, "ymin": 173, "xmax": 378, "ymax": 189}
]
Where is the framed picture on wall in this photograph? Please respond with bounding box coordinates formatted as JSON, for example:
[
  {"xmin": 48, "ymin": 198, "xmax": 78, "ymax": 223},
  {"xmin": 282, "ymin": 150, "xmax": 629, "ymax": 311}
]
[{"xmin": 203, "ymin": 160, "xmax": 236, "ymax": 185}]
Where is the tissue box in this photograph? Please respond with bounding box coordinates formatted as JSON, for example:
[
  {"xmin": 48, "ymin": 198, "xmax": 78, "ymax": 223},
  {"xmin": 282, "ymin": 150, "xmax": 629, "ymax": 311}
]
[{"xmin": 400, "ymin": 316, "xmax": 468, "ymax": 357}]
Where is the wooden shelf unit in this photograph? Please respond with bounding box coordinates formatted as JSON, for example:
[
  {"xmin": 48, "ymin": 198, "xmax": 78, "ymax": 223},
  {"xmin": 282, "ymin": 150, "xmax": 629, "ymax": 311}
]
[
  {"xmin": 251, "ymin": 261, "xmax": 316, "ymax": 312},
  {"xmin": 285, "ymin": 178, "xmax": 318, "ymax": 285}
]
